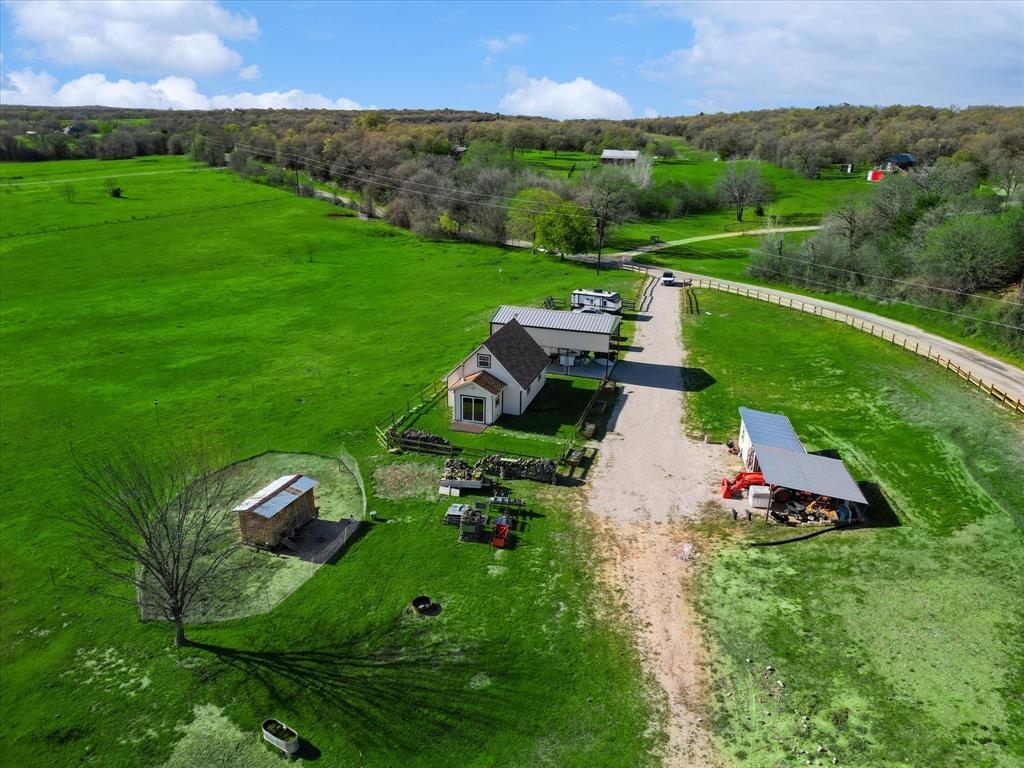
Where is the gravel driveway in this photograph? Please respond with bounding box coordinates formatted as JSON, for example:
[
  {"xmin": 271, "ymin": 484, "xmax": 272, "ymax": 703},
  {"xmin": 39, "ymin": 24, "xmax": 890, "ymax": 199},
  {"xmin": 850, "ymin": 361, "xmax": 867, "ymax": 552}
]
[{"xmin": 587, "ymin": 274, "xmax": 728, "ymax": 767}]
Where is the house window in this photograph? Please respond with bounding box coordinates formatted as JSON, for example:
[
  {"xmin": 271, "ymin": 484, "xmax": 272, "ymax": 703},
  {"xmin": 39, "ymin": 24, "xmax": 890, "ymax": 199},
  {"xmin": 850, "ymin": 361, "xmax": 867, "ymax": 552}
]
[{"xmin": 477, "ymin": 354, "xmax": 491, "ymax": 368}]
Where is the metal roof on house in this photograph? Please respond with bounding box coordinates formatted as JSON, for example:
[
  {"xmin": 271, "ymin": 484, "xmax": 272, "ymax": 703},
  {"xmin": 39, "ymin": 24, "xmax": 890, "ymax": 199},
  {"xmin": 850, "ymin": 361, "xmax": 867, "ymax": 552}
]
[
  {"xmin": 601, "ymin": 149, "xmax": 640, "ymax": 160},
  {"xmin": 452, "ymin": 370, "xmax": 507, "ymax": 395},
  {"xmin": 739, "ymin": 407, "xmax": 806, "ymax": 454},
  {"xmin": 234, "ymin": 474, "xmax": 320, "ymax": 519},
  {"xmin": 753, "ymin": 445, "xmax": 868, "ymax": 505},
  {"xmin": 492, "ymin": 305, "xmax": 620, "ymax": 335},
  {"xmin": 481, "ymin": 318, "xmax": 550, "ymax": 389}
]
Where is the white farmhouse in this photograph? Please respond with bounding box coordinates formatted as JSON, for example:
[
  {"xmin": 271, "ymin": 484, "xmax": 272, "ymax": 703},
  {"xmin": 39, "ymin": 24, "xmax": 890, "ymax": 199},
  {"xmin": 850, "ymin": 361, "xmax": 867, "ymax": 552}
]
[{"xmin": 444, "ymin": 319, "xmax": 550, "ymax": 426}]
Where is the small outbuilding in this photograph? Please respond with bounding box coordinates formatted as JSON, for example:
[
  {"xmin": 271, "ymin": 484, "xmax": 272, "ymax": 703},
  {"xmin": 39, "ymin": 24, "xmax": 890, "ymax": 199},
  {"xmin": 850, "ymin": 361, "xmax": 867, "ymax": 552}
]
[
  {"xmin": 235, "ymin": 474, "xmax": 320, "ymax": 548},
  {"xmin": 736, "ymin": 407, "xmax": 868, "ymax": 516},
  {"xmin": 490, "ymin": 305, "xmax": 620, "ymax": 357},
  {"xmin": 600, "ymin": 149, "xmax": 640, "ymax": 165},
  {"xmin": 445, "ymin": 318, "xmax": 550, "ymax": 426}
]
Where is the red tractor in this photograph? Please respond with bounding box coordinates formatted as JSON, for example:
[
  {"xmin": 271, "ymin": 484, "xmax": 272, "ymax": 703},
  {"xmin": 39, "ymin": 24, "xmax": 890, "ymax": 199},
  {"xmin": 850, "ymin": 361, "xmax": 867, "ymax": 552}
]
[{"xmin": 721, "ymin": 471, "xmax": 765, "ymax": 499}]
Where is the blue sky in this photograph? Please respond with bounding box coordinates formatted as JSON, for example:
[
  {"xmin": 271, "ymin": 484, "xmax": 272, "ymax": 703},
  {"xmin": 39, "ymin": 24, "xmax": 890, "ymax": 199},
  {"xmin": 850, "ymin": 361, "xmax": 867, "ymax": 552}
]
[{"xmin": 1, "ymin": 1, "xmax": 1022, "ymax": 116}]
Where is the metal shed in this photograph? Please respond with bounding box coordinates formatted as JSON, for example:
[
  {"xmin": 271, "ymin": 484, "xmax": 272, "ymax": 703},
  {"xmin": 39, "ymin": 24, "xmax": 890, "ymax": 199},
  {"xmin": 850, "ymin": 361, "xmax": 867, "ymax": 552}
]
[
  {"xmin": 490, "ymin": 305, "xmax": 620, "ymax": 355},
  {"xmin": 738, "ymin": 406, "xmax": 805, "ymax": 469}
]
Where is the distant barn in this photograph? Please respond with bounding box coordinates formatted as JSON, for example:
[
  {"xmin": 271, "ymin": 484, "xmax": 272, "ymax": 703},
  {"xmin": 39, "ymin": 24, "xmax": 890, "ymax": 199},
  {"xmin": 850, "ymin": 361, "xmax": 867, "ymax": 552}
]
[
  {"xmin": 234, "ymin": 474, "xmax": 320, "ymax": 548},
  {"xmin": 600, "ymin": 149, "xmax": 640, "ymax": 165}
]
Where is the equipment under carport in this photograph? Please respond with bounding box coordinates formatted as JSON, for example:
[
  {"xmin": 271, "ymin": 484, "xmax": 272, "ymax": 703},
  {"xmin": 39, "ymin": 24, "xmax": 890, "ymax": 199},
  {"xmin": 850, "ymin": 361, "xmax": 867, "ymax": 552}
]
[{"xmin": 748, "ymin": 485, "xmax": 772, "ymax": 509}]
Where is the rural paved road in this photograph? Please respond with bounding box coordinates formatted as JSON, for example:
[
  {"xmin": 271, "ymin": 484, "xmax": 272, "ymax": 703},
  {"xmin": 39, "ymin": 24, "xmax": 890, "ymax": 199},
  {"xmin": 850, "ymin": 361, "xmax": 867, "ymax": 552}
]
[{"xmin": 632, "ymin": 265, "xmax": 1024, "ymax": 405}]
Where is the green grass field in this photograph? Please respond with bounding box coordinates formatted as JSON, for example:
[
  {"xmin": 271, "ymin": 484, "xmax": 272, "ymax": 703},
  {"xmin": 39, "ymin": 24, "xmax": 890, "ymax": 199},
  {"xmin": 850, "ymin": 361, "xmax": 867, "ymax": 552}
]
[
  {"xmin": 679, "ymin": 290, "xmax": 1024, "ymax": 767},
  {"xmin": 0, "ymin": 158, "xmax": 652, "ymax": 767}
]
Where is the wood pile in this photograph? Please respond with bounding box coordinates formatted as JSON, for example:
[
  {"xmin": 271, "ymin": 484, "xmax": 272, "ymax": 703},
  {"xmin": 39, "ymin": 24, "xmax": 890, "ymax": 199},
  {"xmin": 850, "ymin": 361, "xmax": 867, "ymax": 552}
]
[
  {"xmin": 475, "ymin": 455, "xmax": 557, "ymax": 483},
  {"xmin": 443, "ymin": 458, "xmax": 475, "ymax": 479},
  {"xmin": 390, "ymin": 428, "xmax": 450, "ymax": 446}
]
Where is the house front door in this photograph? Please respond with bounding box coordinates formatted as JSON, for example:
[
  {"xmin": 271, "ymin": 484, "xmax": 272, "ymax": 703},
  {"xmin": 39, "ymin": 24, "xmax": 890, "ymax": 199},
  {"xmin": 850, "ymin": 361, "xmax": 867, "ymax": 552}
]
[{"xmin": 460, "ymin": 395, "xmax": 486, "ymax": 423}]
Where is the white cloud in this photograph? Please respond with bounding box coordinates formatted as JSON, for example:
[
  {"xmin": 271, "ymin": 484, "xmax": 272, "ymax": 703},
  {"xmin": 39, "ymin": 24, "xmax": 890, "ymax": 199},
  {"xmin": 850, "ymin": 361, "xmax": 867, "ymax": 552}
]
[
  {"xmin": 0, "ymin": 68, "xmax": 362, "ymax": 110},
  {"xmin": 642, "ymin": 107, "xmax": 659, "ymax": 118},
  {"xmin": 482, "ymin": 32, "xmax": 526, "ymax": 53},
  {"xmin": 499, "ymin": 72, "xmax": 634, "ymax": 120},
  {"xmin": 238, "ymin": 64, "xmax": 261, "ymax": 81},
  {"xmin": 641, "ymin": 1, "xmax": 1024, "ymax": 111},
  {"xmin": 7, "ymin": 0, "xmax": 259, "ymax": 77}
]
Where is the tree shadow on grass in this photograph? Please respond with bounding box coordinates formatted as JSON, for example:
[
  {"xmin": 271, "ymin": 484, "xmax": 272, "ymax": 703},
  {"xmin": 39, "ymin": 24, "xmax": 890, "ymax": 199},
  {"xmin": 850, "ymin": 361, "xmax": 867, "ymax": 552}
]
[{"xmin": 194, "ymin": 621, "xmax": 510, "ymax": 756}]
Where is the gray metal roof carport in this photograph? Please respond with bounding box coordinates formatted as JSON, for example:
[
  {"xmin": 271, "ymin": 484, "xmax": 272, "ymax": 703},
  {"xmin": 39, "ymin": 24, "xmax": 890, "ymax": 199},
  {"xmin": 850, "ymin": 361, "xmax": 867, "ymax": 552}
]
[
  {"xmin": 753, "ymin": 445, "xmax": 868, "ymax": 505},
  {"xmin": 490, "ymin": 305, "xmax": 620, "ymax": 355}
]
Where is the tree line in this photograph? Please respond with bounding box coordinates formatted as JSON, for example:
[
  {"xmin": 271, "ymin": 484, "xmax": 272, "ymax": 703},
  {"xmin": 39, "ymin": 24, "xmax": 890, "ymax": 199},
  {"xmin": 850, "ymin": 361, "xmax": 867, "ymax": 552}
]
[{"xmin": 750, "ymin": 158, "xmax": 1024, "ymax": 351}]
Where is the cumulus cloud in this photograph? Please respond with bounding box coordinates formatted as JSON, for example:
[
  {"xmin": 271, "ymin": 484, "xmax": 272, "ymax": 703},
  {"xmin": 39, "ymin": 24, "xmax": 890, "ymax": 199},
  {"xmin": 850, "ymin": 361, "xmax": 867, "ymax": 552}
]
[
  {"xmin": 238, "ymin": 64, "xmax": 261, "ymax": 81},
  {"xmin": 642, "ymin": 0, "xmax": 1024, "ymax": 110},
  {"xmin": 499, "ymin": 71, "xmax": 634, "ymax": 120},
  {"xmin": 7, "ymin": 0, "xmax": 259, "ymax": 77},
  {"xmin": 0, "ymin": 68, "xmax": 362, "ymax": 110}
]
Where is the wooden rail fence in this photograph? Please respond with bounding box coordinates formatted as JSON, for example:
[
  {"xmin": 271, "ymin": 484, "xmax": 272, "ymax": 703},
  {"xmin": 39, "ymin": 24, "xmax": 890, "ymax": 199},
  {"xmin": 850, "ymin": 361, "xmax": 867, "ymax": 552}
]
[{"xmin": 689, "ymin": 277, "xmax": 1024, "ymax": 415}]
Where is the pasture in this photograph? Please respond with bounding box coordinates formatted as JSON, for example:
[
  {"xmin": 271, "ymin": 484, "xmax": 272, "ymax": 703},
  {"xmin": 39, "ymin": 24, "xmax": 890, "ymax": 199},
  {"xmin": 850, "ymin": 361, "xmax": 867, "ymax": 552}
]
[
  {"xmin": 679, "ymin": 290, "xmax": 1024, "ymax": 767},
  {"xmin": 517, "ymin": 147, "xmax": 872, "ymax": 249},
  {"xmin": 0, "ymin": 158, "xmax": 651, "ymax": 767}
]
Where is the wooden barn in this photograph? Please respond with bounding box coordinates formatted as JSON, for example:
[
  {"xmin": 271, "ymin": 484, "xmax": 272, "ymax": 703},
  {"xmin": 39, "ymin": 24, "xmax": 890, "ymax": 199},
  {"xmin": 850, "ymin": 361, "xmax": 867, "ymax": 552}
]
[{"xmin": 234, "ymin": 474, "xmax": 320, "ymax": 548}]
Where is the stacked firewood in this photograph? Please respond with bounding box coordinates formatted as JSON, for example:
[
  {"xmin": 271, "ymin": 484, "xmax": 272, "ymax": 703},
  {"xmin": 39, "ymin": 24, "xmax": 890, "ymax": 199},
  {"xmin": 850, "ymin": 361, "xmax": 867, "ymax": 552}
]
[
  {"xmin": 442, "ymin": 458, "xmax": 473, "ymax": 479},
  {"xmin": 475, "ymin": 455, "xmax": 557, "ymax": 483},
  {"xmin": 389, "ymin": 428, "xmax": 450, "ymax": 446}
]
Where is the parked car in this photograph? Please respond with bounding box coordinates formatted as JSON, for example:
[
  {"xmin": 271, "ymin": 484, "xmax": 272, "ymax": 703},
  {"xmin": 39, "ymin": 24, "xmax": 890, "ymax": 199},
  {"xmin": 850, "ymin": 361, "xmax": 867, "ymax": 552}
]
[
  {"xmin": 572, "ymin": 307, "xmax": 609, "ymax": 314},
  {"xmin": 661, "ymin": 271, "xmax": 675, "ymax": 286}
]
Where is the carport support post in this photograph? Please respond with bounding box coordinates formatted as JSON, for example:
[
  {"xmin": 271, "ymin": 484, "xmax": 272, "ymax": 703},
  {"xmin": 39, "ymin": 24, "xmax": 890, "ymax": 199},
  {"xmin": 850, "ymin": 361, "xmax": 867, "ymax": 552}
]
[{"xmin": 766, "ymin": 486, "xmax": 775, "ymax": 522}]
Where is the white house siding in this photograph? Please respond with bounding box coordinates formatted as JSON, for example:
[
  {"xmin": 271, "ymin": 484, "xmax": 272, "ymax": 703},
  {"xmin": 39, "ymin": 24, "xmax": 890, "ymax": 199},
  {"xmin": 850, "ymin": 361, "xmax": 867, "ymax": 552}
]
[
  {"xmin": 489, "ymin": 324, "xmax": 612, "ymax": 355},
  {"xmin": 446, "ymin": 343, "xmax": 525, "ymax": 420},
  {"xmin": 516, "ymin": 369, "xmax": 546, "ymax": 414}
]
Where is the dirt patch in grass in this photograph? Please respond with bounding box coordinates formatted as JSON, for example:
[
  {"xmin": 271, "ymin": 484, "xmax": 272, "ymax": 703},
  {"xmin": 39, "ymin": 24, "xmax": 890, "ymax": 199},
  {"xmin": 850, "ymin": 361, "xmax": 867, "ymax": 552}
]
[
  {"xmin": 372, "ymin": 458, "xmax": 440, "ymax": 500},
  {"xmin": 162, "ymin": 704, "xmax": 281, "ymax": 768}
]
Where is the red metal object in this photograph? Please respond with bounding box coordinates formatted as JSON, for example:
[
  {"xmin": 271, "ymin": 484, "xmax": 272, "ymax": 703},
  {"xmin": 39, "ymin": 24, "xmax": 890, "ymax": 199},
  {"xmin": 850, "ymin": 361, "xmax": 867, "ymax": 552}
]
[
  {"xmin": 491, "ymin": 517, "xmax": 510, "ymax": 548},
  {"xmin": 721, "ymin": 471, "xmax": 765, "ymax": 498}
]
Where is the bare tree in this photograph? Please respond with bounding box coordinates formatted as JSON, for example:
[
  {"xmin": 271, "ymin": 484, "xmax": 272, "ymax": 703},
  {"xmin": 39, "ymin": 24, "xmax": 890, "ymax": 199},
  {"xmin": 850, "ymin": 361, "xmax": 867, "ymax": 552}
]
[
  {"xmin": 65, "ymin": 441, "xmax": 253, "ymax": 647},
  {"xmin": 627, "ymin": 154, "xmax": 654, "ymax": 189},
  {"xmin": 826, "ymin": 195, "xmax": 865, "ymax": 256},
  {"xmin": 579, "ymin": 168, "xmax": 634, "ymax": 274},
  {"xmin": 716, "ymin": 162, "xmax": 768, "ymax": 221}
]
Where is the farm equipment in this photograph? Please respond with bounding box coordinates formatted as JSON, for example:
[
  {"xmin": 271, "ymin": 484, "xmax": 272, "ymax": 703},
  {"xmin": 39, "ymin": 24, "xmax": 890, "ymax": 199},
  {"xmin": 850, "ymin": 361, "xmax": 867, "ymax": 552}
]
[
  {"xmin": 491, "ymin": 516, "xmax": 511, "ymax": 548},
  {"xmin": 721, "ymin": 471, "xmax": 766, "ymax": 499}
]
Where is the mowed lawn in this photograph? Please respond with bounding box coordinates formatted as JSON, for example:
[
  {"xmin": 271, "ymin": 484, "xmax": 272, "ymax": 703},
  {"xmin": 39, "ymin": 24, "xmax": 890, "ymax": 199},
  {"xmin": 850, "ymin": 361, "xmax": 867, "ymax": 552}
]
[
  {"xmin": 0, "ymin": 158, "xmax": 653, "ymax": 767},
  {"xmin": 680, "ymin": 290, "xmax": 1024, "ymax": 768}
]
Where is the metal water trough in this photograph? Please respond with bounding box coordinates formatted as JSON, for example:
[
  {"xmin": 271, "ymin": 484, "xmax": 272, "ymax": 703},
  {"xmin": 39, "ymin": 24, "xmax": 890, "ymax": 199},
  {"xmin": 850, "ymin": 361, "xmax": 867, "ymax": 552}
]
[{"xmin": 262, "ymin": 718, "xmax": 299, "ymax": 755}]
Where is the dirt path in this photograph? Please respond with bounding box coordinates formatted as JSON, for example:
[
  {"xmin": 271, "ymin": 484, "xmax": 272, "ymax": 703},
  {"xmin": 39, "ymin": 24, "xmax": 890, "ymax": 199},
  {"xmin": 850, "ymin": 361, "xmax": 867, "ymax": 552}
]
[{"xmin": 587, "ymin": 275, "xmax": 729, "ymax": 767}]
